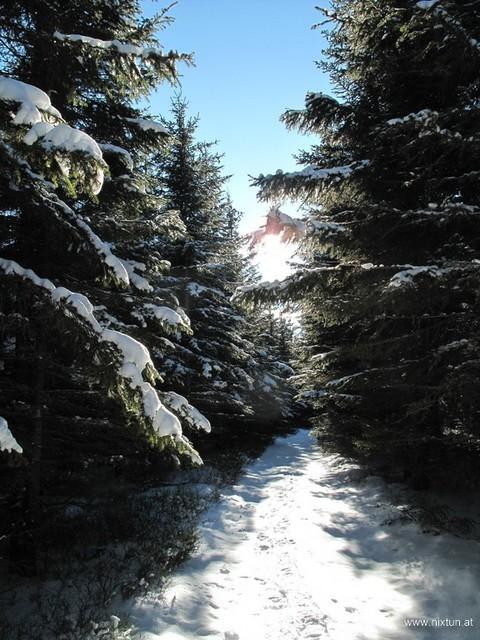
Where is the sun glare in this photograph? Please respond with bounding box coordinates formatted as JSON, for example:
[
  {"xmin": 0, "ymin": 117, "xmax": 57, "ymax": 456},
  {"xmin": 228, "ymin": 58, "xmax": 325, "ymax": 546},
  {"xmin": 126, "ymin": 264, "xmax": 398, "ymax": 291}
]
[{"xmin": 254, "ymin": 234, "xmax": 296, "ymax": 282}]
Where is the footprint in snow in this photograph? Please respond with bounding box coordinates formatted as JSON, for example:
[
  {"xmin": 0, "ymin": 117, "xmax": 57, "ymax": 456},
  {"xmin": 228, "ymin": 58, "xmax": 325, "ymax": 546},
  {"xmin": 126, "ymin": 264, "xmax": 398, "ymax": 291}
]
[{"xmin": 224, "ymin": 633, "xmax": 239, "ymax": 640}]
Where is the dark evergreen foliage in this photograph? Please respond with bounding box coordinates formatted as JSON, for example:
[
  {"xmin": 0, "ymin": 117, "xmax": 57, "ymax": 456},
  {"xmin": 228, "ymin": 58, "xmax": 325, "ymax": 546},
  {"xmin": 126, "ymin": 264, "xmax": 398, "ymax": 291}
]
[{"xmin": 251, "ymin": 0, "xmax": 480, "ymax": 490}]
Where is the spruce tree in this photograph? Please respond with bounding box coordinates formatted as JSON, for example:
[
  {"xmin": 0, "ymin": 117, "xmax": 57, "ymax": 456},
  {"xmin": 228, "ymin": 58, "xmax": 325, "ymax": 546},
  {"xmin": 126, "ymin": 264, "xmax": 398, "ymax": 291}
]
[
  {"xmin": 155, "ymin": 98, "xmax": 255, "ymax": 433},
  {"xmin": 156, "ymin": 98, "xmax": 296, "ymax": 453},
  {"xmin": 0, "ymin": 1, "xmax": 215, "ymax": 575},
  {"xmin": 249, "ymin": 0, "xmax": 480, "ymax": 490}
]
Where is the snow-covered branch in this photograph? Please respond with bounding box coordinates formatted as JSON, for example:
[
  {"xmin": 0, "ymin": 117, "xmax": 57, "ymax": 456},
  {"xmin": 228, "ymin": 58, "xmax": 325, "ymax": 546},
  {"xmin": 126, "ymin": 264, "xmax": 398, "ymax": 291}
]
[
  {"xmin": 0, "ymin": 258, "xmax": 209, "ymax": 461},
  {"xmin": 0, "ymin": 76, "xmax": 61, "ymax": 125},
  {"xmin": 124, "ymin": 117, "xmax": 168, "ymax": 135},
  {"xmin": 53, "ymin": 31, "xmax": 168, "ymax": 60},
  {"xmin": 254, "ymin": 160, "xmax": 370, "ymax": 201},
  {"xmin": 0, "ymin": 417, "xmax": 22, "ymax": 454}
]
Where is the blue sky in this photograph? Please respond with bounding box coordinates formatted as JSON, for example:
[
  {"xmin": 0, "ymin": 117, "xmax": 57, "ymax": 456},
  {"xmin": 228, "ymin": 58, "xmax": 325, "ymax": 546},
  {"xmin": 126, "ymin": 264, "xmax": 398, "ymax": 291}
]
[{"xmin": 142, "ymin": 0, "xmax": 331, "ymax": 231}]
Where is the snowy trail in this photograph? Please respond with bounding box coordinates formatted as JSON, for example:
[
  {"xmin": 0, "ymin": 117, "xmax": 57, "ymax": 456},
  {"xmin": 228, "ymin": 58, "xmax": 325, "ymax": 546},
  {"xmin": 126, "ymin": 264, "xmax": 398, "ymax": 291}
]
[{"xmin": 132, "ymin": 429, "xmax": 480, "ymax": 639}]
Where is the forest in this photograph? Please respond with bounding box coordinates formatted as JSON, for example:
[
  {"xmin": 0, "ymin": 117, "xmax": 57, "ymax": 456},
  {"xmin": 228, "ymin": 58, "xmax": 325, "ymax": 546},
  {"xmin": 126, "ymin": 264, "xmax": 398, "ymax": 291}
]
[{"xmin": 1, "ymin": 1, "xmax": 480, "ymax": 639}]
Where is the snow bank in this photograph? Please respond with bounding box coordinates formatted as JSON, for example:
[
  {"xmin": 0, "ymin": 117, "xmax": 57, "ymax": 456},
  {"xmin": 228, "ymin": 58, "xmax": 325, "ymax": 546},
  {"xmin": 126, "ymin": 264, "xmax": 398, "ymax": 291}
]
[
  {"xmin": 0, "ymin": 76, "xmax": 61, "ymax": 125},
  {"xmin": 0, "ymin": 417, "xmax": 22, "ymax": 454}
]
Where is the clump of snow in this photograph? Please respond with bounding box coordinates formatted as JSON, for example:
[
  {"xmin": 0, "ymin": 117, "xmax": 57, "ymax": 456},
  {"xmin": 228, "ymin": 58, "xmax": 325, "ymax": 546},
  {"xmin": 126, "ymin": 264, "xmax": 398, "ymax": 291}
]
[
  {"xmin": 23, "ymin": 122, "xmax": 105, "ymax": 193},
  {"xmin": 120, "ymin": 259, "xmax": 152, "ymax": 292},
  {"xmin": 187, "ymin": 282, "xmax": 225, "ymax": 298},
  {"xmin": 0, "ymin": 76, "xmax": 61, "ymax": 125},
  {"xmin": 308, "ymin": 219, "xmax": 345, "ymax": 237},
  {"xmin": 305, "ymin": 91, "xmax": 337, "ymax": 105},
  {"xmin": 143, "ymin": 304, "xmax": 191, "ymax": 332},
  {"xmin": 163, "ymin": 391, "xmax": 211, "ymax": 433},
  {"xmin": 386, "ymin": 109, "xmax": 438, "ymax": 127},
  {"xmin": 416, "ymin": 0, "xmax": 440, "ymax": 9},
  {"xmin": 52, "ymin": 287, "xmax": 100, "ymax": 328},
  {"xmin": 99, "ymin": 143, "xmax": 134, "ymax": 170},
  {"xmin": 37, "ymin": 194, "xmax": 130, "ymax": 287},
  {"xmin": 271, "ymin": 209, "xmax": 306, "ymax": 237},
  {"xmin": 54, "ymin": 31, "xmax": 164, "ymax": 60},
  {"xmin": 263, "ymin": 160, "xmax": 370, "ymax": 183},
  {"xmin": 102, "ymin": 328, "xmax": 152, "ymax": 375},
  {"xmin": 202, "ymin": 360, "xmax": 213, "ymax": 378},
  {"xmin": 24, "ymin": 122, "xmax": 102, "ymax": 159},
  {"xmin": 75, "ymin": 219, "xmax": 129, "ymax": 285},
  {"xmin": 298, "ymin": 389, "xmax": 328, "ymax": 400},
  {"xmin": 125, "ymin": 117, "xmax": 168, "ymax": 135},
  {"xmin": 388, "ymin": 265, "xmax": 448, "ymax": 288},
  {"xmin": 0, "ymin": 257, "xmax": 55, "ymax": 291},
  {"xmin": 0, "ymin": 417, "xmax": 22, "ymax": 454},
  {"xmin": 64, "ymin": 504, "xmax": 85, "ymax": 519},
  {"xmin": 249, "ymin": 207, "xmax": 306, "ymax": 251},
  {"xmin": 437, "ymin": 339, "xmax": 471, "ymax": 353}
]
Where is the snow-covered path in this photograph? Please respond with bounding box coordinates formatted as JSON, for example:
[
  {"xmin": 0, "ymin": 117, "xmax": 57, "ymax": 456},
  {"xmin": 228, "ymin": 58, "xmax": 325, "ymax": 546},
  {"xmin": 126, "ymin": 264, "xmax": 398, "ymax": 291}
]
[{"xmin": 132, "ymin": 429, "xmax": 480, "ymax": 639}]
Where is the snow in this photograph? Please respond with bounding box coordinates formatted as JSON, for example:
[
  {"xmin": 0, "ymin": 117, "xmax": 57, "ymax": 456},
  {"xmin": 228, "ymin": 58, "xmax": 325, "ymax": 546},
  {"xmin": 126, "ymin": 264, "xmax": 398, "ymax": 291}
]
[
  {"xmin": 0, "ymin": 76, "xmax": 61, "ymax": 125},
  {"xmin": 35, "ymin": 194, "xmax": 130, "ymax": 286},
  {"xmin": 131, "ymin": 429, "xmax": 480, "ymax": 640},
  {"xmin": 309, "ymin": 219, "xmax": 345, "ymax": 236},
  {"xmin": 263, "ymin": 160, "xmax": 370, "ymax": 183},
  {"xmin": 386, "ymin": 109, "xmax": 437, "ymax": 127},
  {"xmin": 0, "ymin": 259, "xmax": 199, "ymax": 447},
  {"xmin": 75, "ymin": 219, "xmax": 129, "ymax": 285},
  {"xmin": 120, "ymin": 259, "xmax": 153, "ymax": 292},
  {"xmin": 0, "ymin": 257, "xmax": 55, "ymax": 292},
  {"xmin": 388, "ymin": 265, "xmax": 448, "ymax": 288},
  {"xmin": 163, "ymin": 391, "xmax": 212, "ymax": 433},
  {"xmin": 306, "ymin": 91, "xmax": 336, "ymax": 105},
  {"xmin": 54, "ymin": 32, "xmax": 163, "ymax": 60},
  {"xmin": 0, "ymin": 416, "xmax": 22, "ymax": 454},
  {"xmin": 275, "ymin": 209, "xmax": 306, "ymax": 233},
  {"xmin": 23, "ymin": 122, "xmax": 105, "ymax": 193},
  {"xmin": 416, "ymin": 0, "xmax": 440, "ymax": 9},
  {"xmin": 187, "ymin": 282, "xmax": 225, "ymax": 298},
  {"xmin": 99, "ymin": 143, "xmax": 134, "ymax": 170},
  {"xmin": 143, "ymin": 304, "xmax": 190, "ymax": 331},
  {"xmin": 125, "ymin": 117, "xmax": 168, "ymax": 135},
  {"xmin": 52, "ymin": 287, "xmax": 100, "ymax": 328},
  {"xmin": 23, "ymin": 122, "xmax": 102, "ymax": 160}
]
